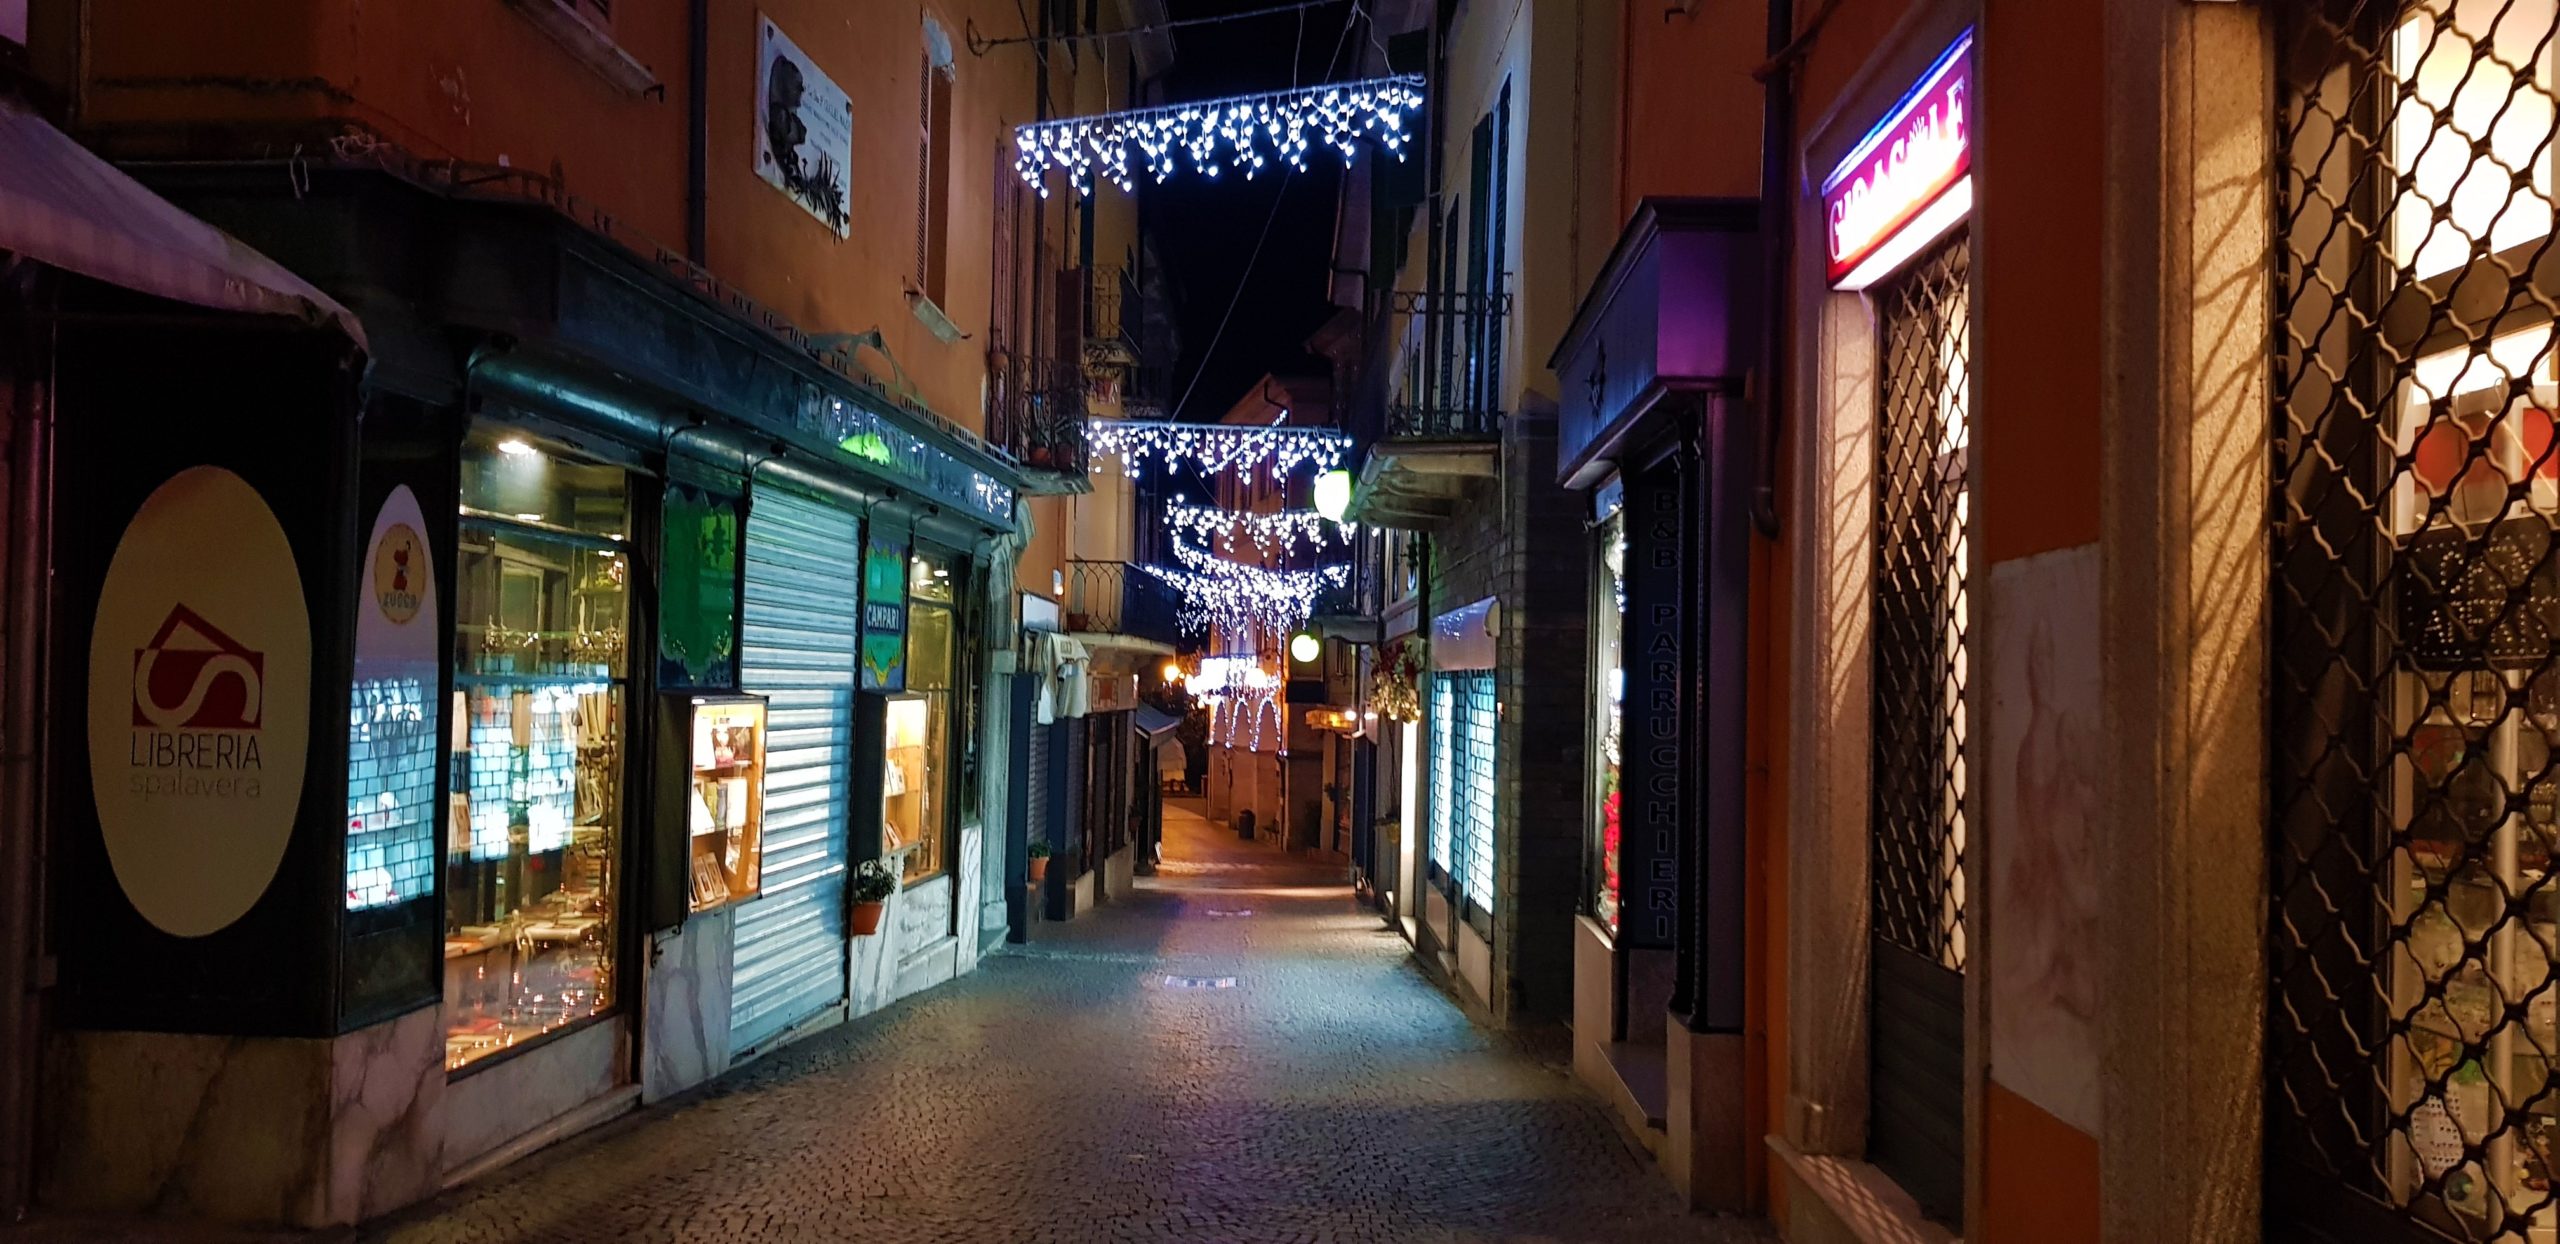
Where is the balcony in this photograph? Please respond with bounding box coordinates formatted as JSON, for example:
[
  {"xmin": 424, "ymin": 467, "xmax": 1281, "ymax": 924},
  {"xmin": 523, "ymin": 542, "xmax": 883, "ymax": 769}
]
[
  {"xmin": 1345, "ymin": 286, "xmax": 1510, "ymax": 529},
  {"xmin": 1385, "ymin": 287, "xmax": 1510, "ymax": 439},
  {"xmin": 1063, "ymin": 559, "xmax": 1185, "ymax": 652},
  {"xmin": 987, "ymin": 349, "xmax": 1089, "ymax": 493},
  {"xmin": 1083, "ymin": 266, "xmax": 1172, "ymax": 421}
]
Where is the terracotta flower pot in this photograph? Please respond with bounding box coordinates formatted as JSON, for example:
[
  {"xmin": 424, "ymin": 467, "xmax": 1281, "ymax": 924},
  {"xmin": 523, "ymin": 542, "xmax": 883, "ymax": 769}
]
[
  {"xmin": 1028, "ymin": 857, "xmax": 1051, "ymax": 884},
  {"xmin": 851, "ymin": 900, "xmax": 886, "ymax": 936}
]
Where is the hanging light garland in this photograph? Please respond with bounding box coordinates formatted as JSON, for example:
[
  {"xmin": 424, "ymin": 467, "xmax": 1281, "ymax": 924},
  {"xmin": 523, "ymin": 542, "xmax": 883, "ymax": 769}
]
[
  {"xmin": 1013, "ymin": 74, "xmax": 1425, "ymax": 198},
  {"xmin": 1164, "ymin": 502, "xmax": 1351, "ymax": 557},
  {"xmin": 1088, "ymin": 419, "xmax": 1351, "ymax": 481},
  {"xmin": 1138, "ymin": 539, "xmax": 1349, "ymax": 639},
  {"xmin": 1187, "ymin": 659, "xmax": 1286, "ymax": 752}
]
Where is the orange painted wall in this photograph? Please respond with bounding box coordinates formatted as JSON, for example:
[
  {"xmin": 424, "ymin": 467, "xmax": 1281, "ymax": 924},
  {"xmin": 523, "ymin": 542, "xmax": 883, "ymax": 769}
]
[
  {"xmin": 62, "ymin": 0, "xmax": 1076, "ymax": 444},
  {"xmin": 74, "ymin": 0, "xmax": 691, "ymax": 246},
  {"xmin": 1789, "ymin": 0, "xmax": 1911, "ymax": 156},
  {"xmin": 1983, "ymin": 1082, "xmax": 2101, "ymax": 1244},
  {"xmin": 704, "ymin": 0, "xmax": 1049, "ymax": 439},
  {"xmin": 1975, "ymin": 0, "xmax": 2102, "ymax": 561},
  {"xmin": 1617, "ymin": 0, "xmax": 1764, "ymax": 221}
]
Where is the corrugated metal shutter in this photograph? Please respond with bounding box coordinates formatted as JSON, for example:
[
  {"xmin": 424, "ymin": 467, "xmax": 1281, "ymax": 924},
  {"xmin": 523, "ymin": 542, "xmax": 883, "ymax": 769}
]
[
  {"xmin": 730, "ymin": 489, "xmax": 860, "ymax": 1054},
  {"xmin": 1060, "ymin": 716, "xmax": 1089, "ymax": 874},
  {"xmin": 1024, "ymin": 721, "xmax": 1051, "ymax": 851}
]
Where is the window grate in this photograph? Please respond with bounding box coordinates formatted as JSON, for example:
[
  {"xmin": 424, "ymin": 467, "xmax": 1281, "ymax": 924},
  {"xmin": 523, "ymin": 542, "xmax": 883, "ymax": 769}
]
[
  {"xmin": 2273, "ymin": 2, "xmax": 2560, "ymax": 1238},
  {"xmin": 1870, "ymin": 235, "xmax": 1972, "ymax": 973},
  {"xmin": 1428, "ymin": 671, "xmax": 1498, "ymax": 911}
]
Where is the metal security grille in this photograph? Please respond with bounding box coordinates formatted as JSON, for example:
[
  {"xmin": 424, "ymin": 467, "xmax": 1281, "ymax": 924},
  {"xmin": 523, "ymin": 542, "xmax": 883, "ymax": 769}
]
[
  {"xmin": 731, "ymin": 489, "xmax": 860, "ymax": 1056},
  {"xmin": 1428, "ymin": 671, "xmax": 1498, "ymax": 914},
  {"xmin": 1869, "ymin": 232, "xmax": 1971, "ymax": 1227},
  {"xmin": 2273, "ymin": 3, "xmax": 2560, "ymax": 1238},
  {"xmin": 1430, "ymin": 675, "xmax": 1457, "ymax": 876}
]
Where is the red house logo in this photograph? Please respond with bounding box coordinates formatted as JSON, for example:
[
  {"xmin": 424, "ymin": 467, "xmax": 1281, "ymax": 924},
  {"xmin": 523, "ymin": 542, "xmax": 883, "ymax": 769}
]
[{"xmin": 132, "ymin": 605, "xmax": 264, "ymax": 730}]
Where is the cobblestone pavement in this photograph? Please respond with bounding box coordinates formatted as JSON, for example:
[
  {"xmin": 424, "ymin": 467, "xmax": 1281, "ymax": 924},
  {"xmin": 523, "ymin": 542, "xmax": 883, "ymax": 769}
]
[{"xmin": 352, "ymin": 801, "xmax": 1770, "ymax": 1244}]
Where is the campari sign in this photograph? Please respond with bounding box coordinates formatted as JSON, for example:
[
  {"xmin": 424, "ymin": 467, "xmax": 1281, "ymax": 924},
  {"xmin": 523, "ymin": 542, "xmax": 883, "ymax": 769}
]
[{"xmin": 1823, "ymin": 31, "xmax": 1972, "ymax": 290}]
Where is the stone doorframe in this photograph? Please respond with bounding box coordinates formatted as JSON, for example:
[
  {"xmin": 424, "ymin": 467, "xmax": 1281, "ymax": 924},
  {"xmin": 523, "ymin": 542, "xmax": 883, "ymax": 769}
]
[{"xmin": 1779, "ymin": 1, "xmax": 2270, "ymax": 1240}]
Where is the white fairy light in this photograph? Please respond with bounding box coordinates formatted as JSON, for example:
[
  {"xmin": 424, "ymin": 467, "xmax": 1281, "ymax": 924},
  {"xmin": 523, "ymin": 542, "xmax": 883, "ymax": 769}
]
[
  {"xmin": 1014, "ymin": 74, "xmax": 1425, "ymax": 198},
  {"xmin": 1138, "ymin": 539, "xmax": 1350, "ymax": 641},
  {"xmin": 1164, "ymin": 502, "xmax": 1352, "ymax": 557},
  {"xmin": 1087, "ymin": 419, "xmax": 1350, "ymax": 482}
]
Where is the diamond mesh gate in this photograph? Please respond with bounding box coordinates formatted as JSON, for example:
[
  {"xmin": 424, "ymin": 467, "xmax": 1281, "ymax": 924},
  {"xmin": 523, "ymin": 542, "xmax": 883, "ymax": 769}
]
[
  {"xmin": 2273, "ymin": 2, "xmax": 2560, "ymax": 1239},
  {"xmin": 1869, "ymin": 234, "xmax": 1971, "ymax": 1226}
]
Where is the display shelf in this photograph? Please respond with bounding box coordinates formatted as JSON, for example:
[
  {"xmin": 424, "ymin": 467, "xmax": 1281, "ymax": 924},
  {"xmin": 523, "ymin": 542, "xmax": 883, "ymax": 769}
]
[{"xmin": 674, "ymin": 694, "xmax": 768, "ymax": 914}]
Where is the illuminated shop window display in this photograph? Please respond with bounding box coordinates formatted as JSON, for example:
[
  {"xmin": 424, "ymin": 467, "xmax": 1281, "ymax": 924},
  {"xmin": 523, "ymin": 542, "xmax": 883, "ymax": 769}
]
[
  {"xmin": 2271, "ymin": 1, "xmax": 2560, "ymax": 1235},
  {"xmin": 886, "ymin": 551, "xmax": 957, "ymax": 885},
  {"xmin": 444, "ymin": 430, "xmax": 630, "ymax": 1071},
  {"xmin": 1591, "ymin": 512, "xmax": 1625, "ymax": 936},
  {"xmin": 683, "ymin": 695, "xmax": 767, "ymax": 912}
]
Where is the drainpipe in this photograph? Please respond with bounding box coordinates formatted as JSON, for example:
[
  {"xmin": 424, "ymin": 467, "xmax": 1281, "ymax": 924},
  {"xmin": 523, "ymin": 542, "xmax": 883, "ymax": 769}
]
[
  {"xmin": 1752, "ymin": 0, "xmax": 1794, "ymax": 537},
  {"xmin": 686, "ymin": 0, "xmax": 710, "ymax": 263},
  {"xmin": 0, "ymin": 278, "xmax": 54, "ymax": 1223}
]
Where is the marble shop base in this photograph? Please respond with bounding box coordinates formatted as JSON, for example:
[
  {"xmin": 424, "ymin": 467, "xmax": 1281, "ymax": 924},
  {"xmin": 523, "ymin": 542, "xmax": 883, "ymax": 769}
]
[{"xmin": 38, "ymin": 1006, "xmax": 446, "ymax": 1228}]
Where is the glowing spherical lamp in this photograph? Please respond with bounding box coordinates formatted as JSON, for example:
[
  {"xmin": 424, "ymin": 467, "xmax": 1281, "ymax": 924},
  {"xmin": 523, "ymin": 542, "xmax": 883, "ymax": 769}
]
[
  {"xmin": 1289, "ymin": 631, "xmax": 1322, "ymax": 664},
  {"xmin": 1313, "ymin": 469, "xmax": 1354, "ymax": 523}
]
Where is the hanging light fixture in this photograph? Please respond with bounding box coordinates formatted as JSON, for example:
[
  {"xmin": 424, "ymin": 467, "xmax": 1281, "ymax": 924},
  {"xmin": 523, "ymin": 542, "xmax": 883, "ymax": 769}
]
[{"xmin": 1013, "ymin": 74, "xmax": 1426, "ymax": 198}]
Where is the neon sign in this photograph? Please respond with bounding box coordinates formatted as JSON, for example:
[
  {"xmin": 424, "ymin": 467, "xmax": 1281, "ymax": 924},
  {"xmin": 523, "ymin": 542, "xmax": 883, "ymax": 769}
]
[{"xmin": 1822, "ymin": 31, "xmax": 1972, "ymax": 289}]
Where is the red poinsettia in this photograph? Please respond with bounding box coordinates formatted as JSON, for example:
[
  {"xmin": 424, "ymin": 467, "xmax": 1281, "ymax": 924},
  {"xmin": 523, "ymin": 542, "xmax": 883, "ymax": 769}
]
[{"xmin": 1600, "ymin": 785, "xmax": 1622, "ymax": 928}]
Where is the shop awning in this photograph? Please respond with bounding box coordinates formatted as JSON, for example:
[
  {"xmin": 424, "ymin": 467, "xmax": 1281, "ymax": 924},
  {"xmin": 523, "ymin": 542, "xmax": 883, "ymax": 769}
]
[
  {"xmin": 0, "ymin": 99, "xmax": 366, "ymax": 348},
  {"xmin": 1133, "ymin": 705, "xmax": 1182, "ymax": 738}
]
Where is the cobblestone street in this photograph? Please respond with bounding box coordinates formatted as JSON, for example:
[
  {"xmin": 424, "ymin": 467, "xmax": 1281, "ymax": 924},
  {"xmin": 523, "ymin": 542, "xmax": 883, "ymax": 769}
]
[{"xmin": 357, "ymin": 801, "xmax": 1768, "ymax": 1244}]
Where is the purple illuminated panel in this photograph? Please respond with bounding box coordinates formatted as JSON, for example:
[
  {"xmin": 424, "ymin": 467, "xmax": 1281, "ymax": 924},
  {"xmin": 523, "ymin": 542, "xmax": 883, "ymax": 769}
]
[{"xmin": 1550, "ymin": 199, "xmax": 1759, "ymax": 488}]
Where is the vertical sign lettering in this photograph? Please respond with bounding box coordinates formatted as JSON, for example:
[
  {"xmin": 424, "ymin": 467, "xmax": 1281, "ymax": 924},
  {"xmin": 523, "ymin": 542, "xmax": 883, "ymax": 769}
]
[{"xmin": 1616, "ymin": 465, "xmax": 1685, "ymax": 950}]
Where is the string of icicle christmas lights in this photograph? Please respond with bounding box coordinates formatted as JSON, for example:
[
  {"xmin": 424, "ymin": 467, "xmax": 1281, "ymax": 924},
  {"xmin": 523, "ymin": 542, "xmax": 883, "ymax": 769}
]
[
  {"xmin": 1164, "ymin": 502, "xmax": 1352, "ymax": 557},
  {"xmin": 1088, "ymin": 418, "xmax": 1351, "ymax": 482},
  {"xmin": 1138, "ymin": 538, "xmax": 1350, "ymax": 638},
  {"xmin": 1014, "ymin": 74, "xmax": 1425, "ymax": 198}
]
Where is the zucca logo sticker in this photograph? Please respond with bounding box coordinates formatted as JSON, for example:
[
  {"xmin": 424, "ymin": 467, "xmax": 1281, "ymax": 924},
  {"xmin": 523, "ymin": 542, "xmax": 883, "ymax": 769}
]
[{"xmin": 88, "ymin": 467, "xmax": 310, "ymax": 938}]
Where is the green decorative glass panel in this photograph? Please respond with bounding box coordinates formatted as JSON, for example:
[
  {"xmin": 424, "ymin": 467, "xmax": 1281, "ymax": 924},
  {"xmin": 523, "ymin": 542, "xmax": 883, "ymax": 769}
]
[{"xmin": 659, "ymin": 485, "xmax": 740, "ymax": 689}]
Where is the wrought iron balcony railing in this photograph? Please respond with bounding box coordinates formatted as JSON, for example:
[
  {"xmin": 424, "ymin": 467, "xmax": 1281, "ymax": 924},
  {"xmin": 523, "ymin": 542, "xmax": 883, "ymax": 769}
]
[
  {"xmin": 987, "ymin": 349, "xmax": 1089, "ymax": 476},
  {"xmin": 1385, "ymin": 286, "xmax": 1511, "ymax": 441},
  {"xmin": 1088, "ymin": 265, "xmax": 1142, "ymax": 357},
  {"xmin": 1064, "ymin": 559, "xmax": 1184, "ymax": 647}
]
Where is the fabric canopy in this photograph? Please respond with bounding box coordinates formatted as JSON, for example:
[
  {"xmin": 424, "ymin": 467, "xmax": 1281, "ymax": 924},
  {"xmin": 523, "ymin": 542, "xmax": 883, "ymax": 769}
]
[
  {"xmin": 1032, "ymin": 631, "xmax": 1090, "ymax": 723},
  {"xmin": 0, "ymin": 99, "xmax": 366, "ymax": 348},
  {"xmin": 1132, "ymin": 704, "xmax": 1181, "ymax": 738}
]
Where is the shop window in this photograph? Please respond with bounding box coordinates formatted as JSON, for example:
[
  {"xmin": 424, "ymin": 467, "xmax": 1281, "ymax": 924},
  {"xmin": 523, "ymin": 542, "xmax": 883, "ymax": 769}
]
[
  {"xmin": 2390, "ymin": 0, "xmax": 2557, "ymax": 279},
  {"xmin": 887, "ymin": 550, "xmax": 959, "ymax": 885},
  {"xmin": 445, "ymin": 429, "xmax": 630, "ymax": 1072},
  {"xmin": 1428, "ymin": 671, "xmax": 1497, "ymax": 914},
  {"xmin": 1591, "ymin": 512, "xmax": 1626, "ymax": 935},
  {"xmin": 2276, "ymin": 1, "xmax": 2560, "ymax": 1235}
]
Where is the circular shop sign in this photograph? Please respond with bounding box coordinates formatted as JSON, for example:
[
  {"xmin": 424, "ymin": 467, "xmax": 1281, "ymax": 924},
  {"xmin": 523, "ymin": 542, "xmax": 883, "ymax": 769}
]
[{"xmin": 87, "ymin": 466, "xmax": 311, "ymax": 938}]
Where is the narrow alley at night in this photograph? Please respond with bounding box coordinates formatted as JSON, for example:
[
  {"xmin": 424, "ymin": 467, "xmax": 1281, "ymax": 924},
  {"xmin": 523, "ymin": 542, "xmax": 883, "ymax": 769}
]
[
  {"xmin": 0, "ymin": 0, "xmax": 2530, "ymax": 1240},
  {"xmin": 350, "ymin": 801, "xmax": 1762, "ymax": 1244}
]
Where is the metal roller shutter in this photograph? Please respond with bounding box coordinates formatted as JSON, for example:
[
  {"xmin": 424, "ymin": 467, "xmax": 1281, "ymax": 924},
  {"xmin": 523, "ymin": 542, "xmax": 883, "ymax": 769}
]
[
  {"xmin": 1024, "ymin": 721, "xmax": 1051, "ymax": 851},
  {"xmin": 729, "ymin": 489, "xmax": 860, "ymax": 1055}
]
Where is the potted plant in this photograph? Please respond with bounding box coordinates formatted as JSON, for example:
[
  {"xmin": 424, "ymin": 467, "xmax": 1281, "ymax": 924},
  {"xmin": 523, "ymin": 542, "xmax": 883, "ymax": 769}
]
[
  {"xmin": 1027, "ymin": 840, "xmax": 1053, "ymax": 884},
  {"xmin": 851, "ymin": 860, "xmax": 897, "ymax": 936}
]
